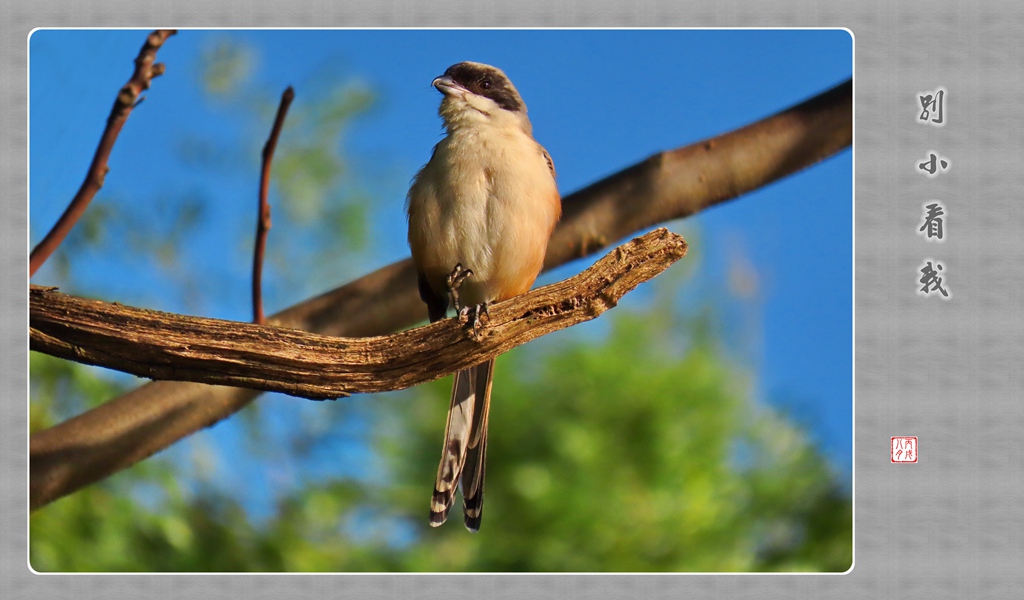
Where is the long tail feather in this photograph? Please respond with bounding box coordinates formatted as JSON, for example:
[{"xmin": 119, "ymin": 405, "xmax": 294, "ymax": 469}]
[
  {"xmin": 429, "ymin": 367, "xmax": 476, "ymax": 527},
  {"xmin": 461, "ymin": 359, "xmax": 493, "ymax": 532}
]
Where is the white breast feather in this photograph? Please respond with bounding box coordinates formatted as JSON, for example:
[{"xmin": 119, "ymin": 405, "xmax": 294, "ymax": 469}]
[{"xmin": 408, "ymin": 123, "xmax": 558, "ymax": 306}]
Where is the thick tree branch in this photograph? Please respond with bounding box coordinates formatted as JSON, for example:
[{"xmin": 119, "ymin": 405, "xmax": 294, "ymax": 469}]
[
  {"xmin": 29, "ymin": 29, "xmax": 176, "ymax": 277},
  {"xmin": 32, "ymin": 229, "xmax": 686, "ymax": 400},
  {"xmin": 29, "ymin": 78, "xmax": 852, "ymax": 510}
]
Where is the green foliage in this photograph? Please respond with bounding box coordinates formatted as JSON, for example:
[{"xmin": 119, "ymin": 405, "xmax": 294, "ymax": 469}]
[
  {"xmin": 31, "ymin": 305, "xmax": 851, "ymax": 572},
  {"xmin": 379, "ymin": 311, "xmax": 851, "ymax": 572},
  {"xmin": 200, "ymin": 39, "xmax": 254, "ymax": 98}
]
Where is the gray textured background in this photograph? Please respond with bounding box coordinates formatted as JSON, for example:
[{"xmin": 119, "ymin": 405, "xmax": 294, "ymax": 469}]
[{"xmin": 6, "ymin": 1, "xmax": 1023, "ymax": 598}]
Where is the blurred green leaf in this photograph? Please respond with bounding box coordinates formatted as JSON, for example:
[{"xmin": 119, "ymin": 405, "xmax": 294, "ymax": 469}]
[{"xmin": 200, "ymin": 39, "xmax": 254, "ymax": 98}]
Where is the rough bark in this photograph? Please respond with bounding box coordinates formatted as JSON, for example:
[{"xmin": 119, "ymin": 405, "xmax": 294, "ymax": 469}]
[{"xmin": 31, "ymin": 229, "xmax": 687, "ymax": 400}]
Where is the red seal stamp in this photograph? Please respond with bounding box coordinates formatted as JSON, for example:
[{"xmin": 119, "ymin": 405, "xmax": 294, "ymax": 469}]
[{"xmin": 891, "ymin": 436, "xmax": 918, "ymax": 463}]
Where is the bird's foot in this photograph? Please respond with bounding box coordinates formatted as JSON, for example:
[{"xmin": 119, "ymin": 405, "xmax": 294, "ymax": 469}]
[
  {"xmin": 445, "ymin": 263, "xmax": 474, "ymax": 313},
  {"xmin": 459, "ymin": 302, "xmax": 490, "ymax": 340}
]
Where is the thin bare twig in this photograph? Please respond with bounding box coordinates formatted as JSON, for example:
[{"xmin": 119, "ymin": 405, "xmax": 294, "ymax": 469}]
[
  {"xmin": 29, "ymin": 29, "xmax": 176, "ymax": 277},
  {"xmin": 31, "ymin": 230, "xmax": 686, "ymax": 400},
  {"xmin": 253, "ymin": 86, "xmax": 295, "ymax": 324},
  {"xmin": 29, "ymin": 78, "xmax": 852, "ymax": 510}
]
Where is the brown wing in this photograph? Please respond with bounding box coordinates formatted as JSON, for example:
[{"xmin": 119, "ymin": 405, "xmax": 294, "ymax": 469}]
[
  {"xmin": 541, "ymin": 146, "xmax": 556, "ymax": 179},
  {"xmin": 417, "ymin": 273, "xmax": 449, "ymax": 323}
]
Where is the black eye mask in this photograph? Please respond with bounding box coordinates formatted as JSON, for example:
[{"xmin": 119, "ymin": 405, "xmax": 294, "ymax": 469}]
[{"xmin": 444, "ymin": 63, "xmax": 524, "ymax": 113}]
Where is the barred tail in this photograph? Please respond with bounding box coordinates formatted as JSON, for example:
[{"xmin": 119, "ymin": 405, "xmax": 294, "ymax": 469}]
[
  {"xmin": 429, "ymin": 360, "xmax": 493, "ymax": 531},
  {"xmin": 461, "ymin": 359, "xmax": 493, "ymax": 532}
]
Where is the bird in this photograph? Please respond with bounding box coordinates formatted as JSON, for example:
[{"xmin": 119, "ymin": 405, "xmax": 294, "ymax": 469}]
[{"xmin": 406, "ymin": 62, "xmax": 561, "ymax": 531}]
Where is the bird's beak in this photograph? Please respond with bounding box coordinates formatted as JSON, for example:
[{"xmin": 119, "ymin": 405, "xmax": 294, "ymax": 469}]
[{"xmin": 432, "ymin": 75, "xmax": 467, "ymax": 97}]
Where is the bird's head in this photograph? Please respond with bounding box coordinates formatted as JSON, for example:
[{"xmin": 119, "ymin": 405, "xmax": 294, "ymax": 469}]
[{"xmin": 432, "ymin": 62, "xmax": 531, "ymax": 133}]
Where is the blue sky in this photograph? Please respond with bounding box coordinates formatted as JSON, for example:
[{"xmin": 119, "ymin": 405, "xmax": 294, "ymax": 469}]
[{"xmin": 30, "ymin": 29, "xmax": 853, "ymax": 514}]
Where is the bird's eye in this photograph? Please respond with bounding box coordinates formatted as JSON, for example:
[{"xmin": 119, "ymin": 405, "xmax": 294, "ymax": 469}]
[{"xmin": 480, "ymin": 78, "xmax": 492, "ymax": 90}]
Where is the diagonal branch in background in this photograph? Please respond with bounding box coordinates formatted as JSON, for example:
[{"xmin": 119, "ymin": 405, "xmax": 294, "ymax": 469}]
[
  {"xmin": 253, "ymin": 86, "xmax": 295, "ymax": 325},
  {"xmin": 547, "ymin": 79, "xmax": 852, "ymax": 268},
  {"xmin": 32, "ymin": 229, "xmax": 687, "ymax": 400},
  {"xmin": 29, "ymin": 78, "xmax": 852, "ymax": 510},
  {"xmin": 29, "ymin": 29, "xmax": 176, "ymax": 277}
]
